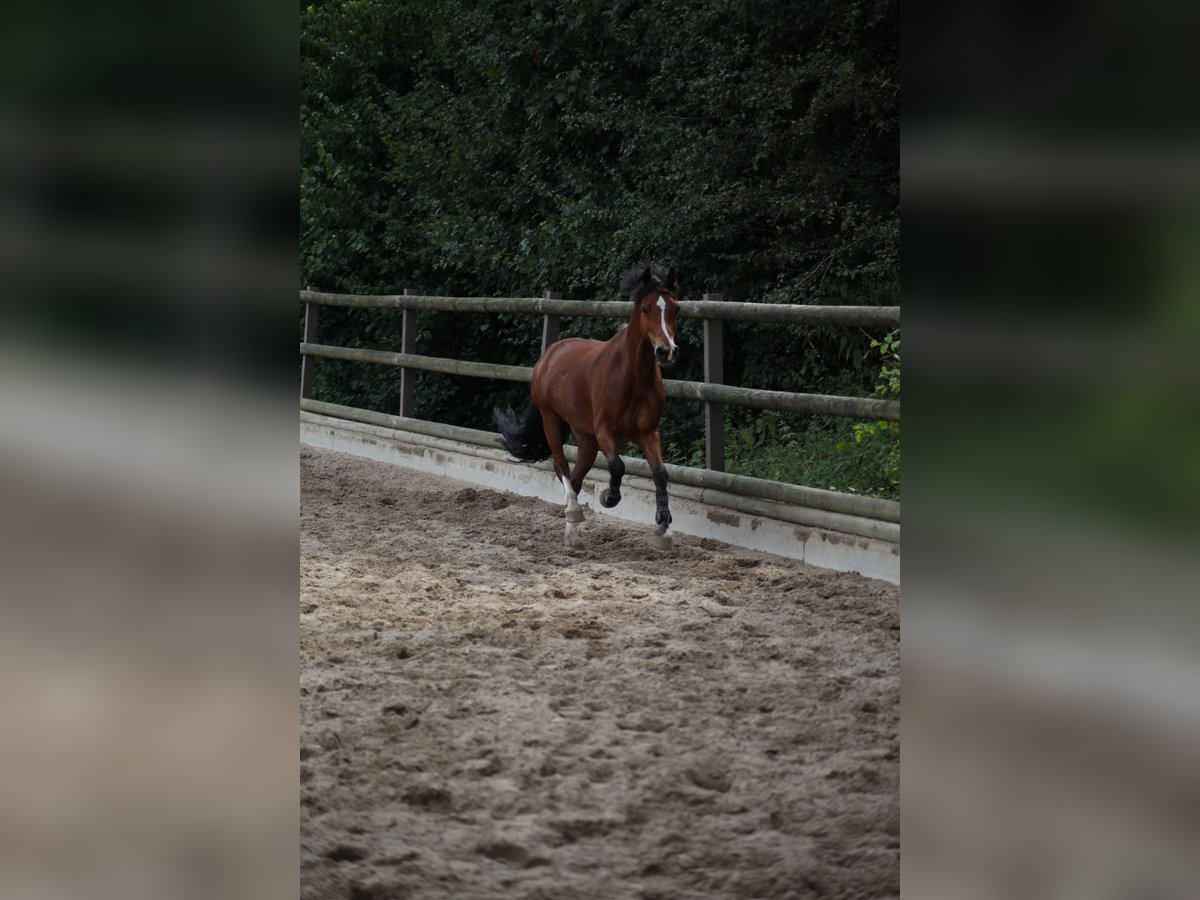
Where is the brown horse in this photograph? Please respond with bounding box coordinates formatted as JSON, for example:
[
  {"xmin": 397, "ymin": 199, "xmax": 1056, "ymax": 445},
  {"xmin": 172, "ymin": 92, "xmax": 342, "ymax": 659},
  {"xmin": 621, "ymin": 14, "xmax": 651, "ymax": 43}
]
[{"xmin": 494, "ymin": 265, "xmax": 681, "ymax": 548}]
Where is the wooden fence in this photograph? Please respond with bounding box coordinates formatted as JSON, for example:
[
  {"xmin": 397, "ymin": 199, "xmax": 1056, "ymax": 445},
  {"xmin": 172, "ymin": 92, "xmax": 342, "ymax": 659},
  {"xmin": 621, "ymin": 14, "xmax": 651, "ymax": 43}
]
[{"xmin": 298, "ymin": 289, "xmax": 900, "ymax": 540}]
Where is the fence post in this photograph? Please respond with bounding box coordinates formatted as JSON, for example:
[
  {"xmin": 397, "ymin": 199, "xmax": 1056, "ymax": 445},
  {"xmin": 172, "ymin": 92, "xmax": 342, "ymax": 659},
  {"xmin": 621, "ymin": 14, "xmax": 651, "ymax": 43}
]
[
  {"xmin": 541, "ymin": 290, "xmax": 561, "ymax": 352},
  {"xmin": 301, "ymin": 297, "xmax": 318, "ymax": 399},
  {"xmin": 399, "ymin": 288, "xmax": 417, "ymax": 418},
  {"xmin": 702, "ymin": 293, "xmax": 725, "ymax": 472}
]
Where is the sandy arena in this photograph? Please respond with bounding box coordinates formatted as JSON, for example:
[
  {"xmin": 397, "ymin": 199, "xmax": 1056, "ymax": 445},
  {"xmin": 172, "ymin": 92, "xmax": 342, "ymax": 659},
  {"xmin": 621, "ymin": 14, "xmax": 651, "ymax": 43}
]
[{"xmin": 300, "ymin": 446, "xmax": 899, "ymax": 899}]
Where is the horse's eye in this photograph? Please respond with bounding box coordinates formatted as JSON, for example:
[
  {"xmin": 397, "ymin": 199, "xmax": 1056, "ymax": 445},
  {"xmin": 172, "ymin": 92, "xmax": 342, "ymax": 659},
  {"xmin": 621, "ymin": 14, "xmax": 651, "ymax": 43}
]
[{"xmin": 642, "ymin": 305, "xmax": 649, "ymax": 314}]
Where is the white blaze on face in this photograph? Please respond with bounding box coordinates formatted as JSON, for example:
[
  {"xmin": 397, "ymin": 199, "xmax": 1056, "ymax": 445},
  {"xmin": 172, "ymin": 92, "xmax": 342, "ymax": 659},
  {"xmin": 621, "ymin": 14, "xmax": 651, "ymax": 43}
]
[{"xmin": 656, "ymin": 295, "xmax": 677, "ymax": 354}]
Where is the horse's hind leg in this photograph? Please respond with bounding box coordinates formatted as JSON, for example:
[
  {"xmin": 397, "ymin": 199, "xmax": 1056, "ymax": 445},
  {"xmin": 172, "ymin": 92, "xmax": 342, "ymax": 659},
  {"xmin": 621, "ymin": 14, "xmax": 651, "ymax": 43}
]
[
  {"xmin": 559, "ymin": 434, "xmax": 599, "ymax": 547},
  {"xmin": 541, "ymin": 410, "xmax": 585, "ymax": 540},
  {"xmin": 569, "ymin": 433, "xmax": 599, "ymax": 504}
]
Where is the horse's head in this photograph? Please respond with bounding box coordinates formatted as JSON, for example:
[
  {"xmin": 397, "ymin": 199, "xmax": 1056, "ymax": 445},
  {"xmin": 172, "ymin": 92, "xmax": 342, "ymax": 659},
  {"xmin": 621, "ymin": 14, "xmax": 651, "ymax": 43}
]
[{"xmin": 630, "ymin": 265, "xmax": 680, "ymax": 368}]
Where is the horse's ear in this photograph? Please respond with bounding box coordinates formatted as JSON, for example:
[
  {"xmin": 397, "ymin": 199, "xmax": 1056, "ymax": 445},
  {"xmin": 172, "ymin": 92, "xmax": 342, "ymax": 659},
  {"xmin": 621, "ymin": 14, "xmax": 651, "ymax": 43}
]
[
  {"xmin": 640, "ymin": 266, "xmax": 653, "ymax": 284},
  {"xmin": 665, "ymin": 266, "xmax": 680, "ymax": 292}
]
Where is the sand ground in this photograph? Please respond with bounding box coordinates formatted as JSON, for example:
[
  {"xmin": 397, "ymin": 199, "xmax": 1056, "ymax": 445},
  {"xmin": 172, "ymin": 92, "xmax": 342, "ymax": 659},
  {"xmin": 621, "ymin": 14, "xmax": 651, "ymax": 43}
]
[{"xmin": 300, "ymin": 446, "xmax": 898, "ymax": 899}]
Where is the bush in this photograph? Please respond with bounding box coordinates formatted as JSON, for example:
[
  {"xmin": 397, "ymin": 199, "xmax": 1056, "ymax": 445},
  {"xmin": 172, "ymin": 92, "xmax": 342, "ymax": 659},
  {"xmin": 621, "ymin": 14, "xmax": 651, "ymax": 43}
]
[{"xmin": 301, "ymin": 0, "xmax": 898, "ymax": 496}]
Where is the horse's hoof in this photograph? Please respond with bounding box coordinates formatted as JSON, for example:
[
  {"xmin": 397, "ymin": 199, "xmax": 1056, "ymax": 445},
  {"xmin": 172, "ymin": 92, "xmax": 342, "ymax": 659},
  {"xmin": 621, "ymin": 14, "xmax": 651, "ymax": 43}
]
[
  {"xmin": 566, "ymin": 506, "xmax": 585, "ymax": 523},
  {"xmin": 652, "ymin": 528, "xmax": 673, "ymax": 551},
  {"xmin": 600, "ymin": 489, "xmax": 621, "ymax": 508}
]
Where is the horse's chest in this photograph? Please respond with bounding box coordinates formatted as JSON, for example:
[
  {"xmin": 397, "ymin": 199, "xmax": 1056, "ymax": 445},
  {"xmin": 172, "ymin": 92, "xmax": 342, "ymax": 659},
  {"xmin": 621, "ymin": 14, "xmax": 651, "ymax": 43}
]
[
  {"xmin": 637, "ymin": 398, "xmax": 664, "ymax": 429},
  {"xmin": 617, "ymin": 392, "xmax": 664, "ymax": 436},
  {"xmin": 591, "ymin": 369, "xmax": 663, "ymax": 437}
]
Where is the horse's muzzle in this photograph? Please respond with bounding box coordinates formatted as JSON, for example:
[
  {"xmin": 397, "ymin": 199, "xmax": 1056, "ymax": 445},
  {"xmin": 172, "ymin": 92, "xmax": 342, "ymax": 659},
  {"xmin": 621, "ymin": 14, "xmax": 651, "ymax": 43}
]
[{"xmin": 655, "ymin": 346, "xmax": 678, "ymax": 367}]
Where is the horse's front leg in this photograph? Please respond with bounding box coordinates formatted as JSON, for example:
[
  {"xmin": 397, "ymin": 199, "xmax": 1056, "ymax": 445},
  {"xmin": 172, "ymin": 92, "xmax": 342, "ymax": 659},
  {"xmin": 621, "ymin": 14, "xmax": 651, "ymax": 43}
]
[
  {"xmin": 637, "ymin": 431, "xmax": 673, "ymax": 549},
  {"xmin": 596, "ymin": 430, "xmax": 625, "ymax": 509}
]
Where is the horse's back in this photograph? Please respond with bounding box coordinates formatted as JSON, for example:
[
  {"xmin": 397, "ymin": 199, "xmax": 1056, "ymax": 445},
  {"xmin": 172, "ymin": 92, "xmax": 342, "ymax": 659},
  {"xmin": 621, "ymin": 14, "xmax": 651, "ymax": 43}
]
[{"xmin": 534, "ymin": 337, "xmax": 604, "ymax": 379}]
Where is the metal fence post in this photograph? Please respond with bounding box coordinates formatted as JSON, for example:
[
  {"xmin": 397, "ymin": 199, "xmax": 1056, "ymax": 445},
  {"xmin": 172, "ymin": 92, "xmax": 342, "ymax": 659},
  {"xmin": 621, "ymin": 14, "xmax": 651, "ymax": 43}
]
[
  {"xmin": 702, "ymin": 293, "xmax": 725, "ymax": 472},
  {"xmin": 399, "ymin": 288, "xmax": 417, "ymax": 418},
  {"xmin": 541, "ymin": 290, "xmax": 561, "ymax": 352},
  {"xmin": 301, "ymin": 298, "xmax": 318, "ymax": 399}
]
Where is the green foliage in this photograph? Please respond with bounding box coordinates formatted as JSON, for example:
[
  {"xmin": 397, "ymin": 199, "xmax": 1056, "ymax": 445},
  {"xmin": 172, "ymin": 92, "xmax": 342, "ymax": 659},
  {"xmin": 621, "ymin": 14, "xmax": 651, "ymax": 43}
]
[
  {"xmin": 695, "ymin": 404, "xmax": 894, "ymax": 500},
  {"xmin": 301, "ymin": 0, "xmax": 898, "ymax": 494},
  {"xmin": 837, "ymin": 329, "xmax": 899, "ymax": 495}
]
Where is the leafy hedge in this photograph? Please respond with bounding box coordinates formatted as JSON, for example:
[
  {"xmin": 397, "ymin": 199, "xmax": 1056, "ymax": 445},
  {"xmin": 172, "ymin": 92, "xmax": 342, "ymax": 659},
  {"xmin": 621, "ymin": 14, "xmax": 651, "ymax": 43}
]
[{"xmin": 301, "ymin": 0, "xmax": 898, "ymax": 495}]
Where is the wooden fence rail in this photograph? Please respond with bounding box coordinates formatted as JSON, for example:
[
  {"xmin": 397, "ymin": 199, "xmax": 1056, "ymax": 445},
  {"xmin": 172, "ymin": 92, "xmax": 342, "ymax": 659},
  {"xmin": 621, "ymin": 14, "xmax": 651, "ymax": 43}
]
[
  {"xmin": 299, "ymin": 287, "xmax": 900, "ymax": 535},
  {"xmin": 300, "ymin": 341, "xmax": 900, "ymax": 422},
  {"xmin": 300, "ymin": 289, "xmax": 900, "ymax": 328}
]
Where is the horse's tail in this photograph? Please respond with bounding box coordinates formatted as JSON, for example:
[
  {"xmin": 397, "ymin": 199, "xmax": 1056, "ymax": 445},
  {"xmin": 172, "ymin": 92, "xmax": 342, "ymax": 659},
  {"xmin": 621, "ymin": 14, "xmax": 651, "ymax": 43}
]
[{"xmin": 493, "ymin": 403, "xmax": 551, "ymax": 462}]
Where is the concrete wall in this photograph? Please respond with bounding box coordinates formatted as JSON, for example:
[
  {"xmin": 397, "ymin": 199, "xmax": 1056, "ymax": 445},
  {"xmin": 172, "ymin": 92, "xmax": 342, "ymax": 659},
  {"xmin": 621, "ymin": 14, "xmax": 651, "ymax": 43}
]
[{"xmin": 301, "ymin": 412, "xmax": 900, "ymax": 585}]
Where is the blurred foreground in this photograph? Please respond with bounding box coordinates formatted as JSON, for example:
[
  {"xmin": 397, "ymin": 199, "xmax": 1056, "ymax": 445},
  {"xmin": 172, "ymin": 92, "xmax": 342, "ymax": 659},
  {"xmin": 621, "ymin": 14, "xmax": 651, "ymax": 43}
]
[
  {"xmin": 0, "ymin": 363, "xmax": 297, "ymax": 900},
  {"xmin": 905, "ymin": 1, "xmax": 1200, "ymax": 896},
  {"xmin": 0, "ymin": 3, "xmax": 296, "ymax": 897}
]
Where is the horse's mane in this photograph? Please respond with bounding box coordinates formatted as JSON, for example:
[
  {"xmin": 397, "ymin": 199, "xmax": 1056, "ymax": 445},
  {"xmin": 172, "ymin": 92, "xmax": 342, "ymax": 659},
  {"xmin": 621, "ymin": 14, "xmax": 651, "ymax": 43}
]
[{"xmin": 620, "ymin": 265, "xmax": 676, "ymax": 299}]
